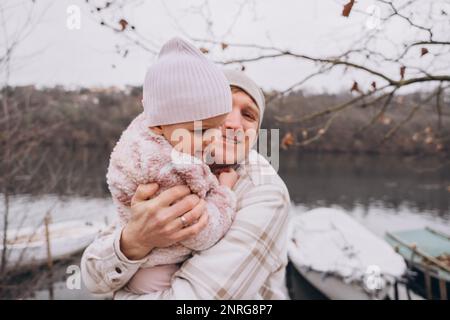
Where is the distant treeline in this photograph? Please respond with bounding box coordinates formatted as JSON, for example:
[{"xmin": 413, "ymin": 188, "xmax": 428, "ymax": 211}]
[
  {"xmin": 1, "ymin": 85, "xmax": 449, "ymax": 156},
  {"xmin": 262, "ymin": 90, "xmax": 449, "ymax": 156}
]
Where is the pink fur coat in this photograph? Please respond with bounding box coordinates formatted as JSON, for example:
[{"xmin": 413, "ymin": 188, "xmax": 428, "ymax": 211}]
[{"xmin": 106, "ymin": 113, "xmax": 236, "ymax": 267}]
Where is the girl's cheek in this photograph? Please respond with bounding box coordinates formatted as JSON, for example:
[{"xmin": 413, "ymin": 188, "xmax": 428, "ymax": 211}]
[{"xmin": 170, "ymin": 133, "xmax": 196, "ymax": 155}]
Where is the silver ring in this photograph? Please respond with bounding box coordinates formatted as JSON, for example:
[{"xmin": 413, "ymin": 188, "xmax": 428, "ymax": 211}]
[{"xmin": 180, "ymin": 215, "xmax": 188, "ymax": 228}]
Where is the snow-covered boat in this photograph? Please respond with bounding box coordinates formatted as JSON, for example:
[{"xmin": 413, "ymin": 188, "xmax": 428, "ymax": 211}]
[
  {"xmin": 0, "ymin": 220, "xmax": 105, "ymax": 271},
  {"xmin": 288, "ymin": 208, "xmax": 407, "ymax": 300}
]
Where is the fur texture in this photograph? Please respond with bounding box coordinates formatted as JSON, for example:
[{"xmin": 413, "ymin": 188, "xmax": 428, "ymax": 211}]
[{"xmin": 106, "ymin": 113, "xmax": 236, "ymax": 267}]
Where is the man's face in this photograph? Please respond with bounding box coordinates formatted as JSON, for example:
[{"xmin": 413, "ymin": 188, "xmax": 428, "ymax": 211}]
[{"xmin": 213, "ymin": 89, "xmax": 260, "ymax": 165}]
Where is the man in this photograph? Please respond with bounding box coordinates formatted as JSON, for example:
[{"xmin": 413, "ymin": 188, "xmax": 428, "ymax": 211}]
[{"xmin": 81, "ymin": 70, "xmax": 291, "ymax": 299}]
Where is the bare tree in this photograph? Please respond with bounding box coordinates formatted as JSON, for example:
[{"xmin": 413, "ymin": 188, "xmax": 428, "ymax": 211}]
[
  {"xmin": 87, "ymin": 0, "xmax": 450, "ymax": 151},
  {"xmin": 0, "ymin": 0, "xmax": 62, "ymax": 292},
  {"xmin": 0, "ymin": 0, "xmax": 45, "ymax": 275}
]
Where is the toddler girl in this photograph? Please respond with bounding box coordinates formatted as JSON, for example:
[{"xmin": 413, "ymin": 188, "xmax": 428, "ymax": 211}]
[{"xmin": 106, "ymin": 37, "xmax": 238, "ymax": 294}]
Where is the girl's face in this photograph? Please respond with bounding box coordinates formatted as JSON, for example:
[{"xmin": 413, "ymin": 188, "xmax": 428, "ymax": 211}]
[
  {"xmin": 151, "ymin": 88, "xmax": 260, "ymax": 165},
  {"xmin": 151, "ymin": 113, "xmax": 227, "ymax": 159}
]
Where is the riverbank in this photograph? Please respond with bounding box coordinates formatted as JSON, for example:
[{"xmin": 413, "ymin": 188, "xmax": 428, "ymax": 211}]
[
  {"xmin": 1, "ymin": 151, "xmax": 449, "ymax": 299},
  {"xmin": 2, "ymin": 85, "xmax": 448, "ymax": 156}
]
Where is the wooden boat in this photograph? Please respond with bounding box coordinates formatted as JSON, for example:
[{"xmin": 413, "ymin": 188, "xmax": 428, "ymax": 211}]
[
  {"xmin": 0, "ymin": 220, "xmax": 105, "ymax": 271},
  {"xmin": 385, "ymin": 227, "xmax": 450, "ymax": 300},
  {"xmin": 288, "ymin": 208, "xmax": 407, "ymax": 300}
]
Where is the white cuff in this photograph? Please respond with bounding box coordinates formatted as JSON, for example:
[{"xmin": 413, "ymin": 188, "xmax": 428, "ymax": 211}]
[{"xmin": 113, "ymin": 225, "xmax": 148, "ymax": 265}]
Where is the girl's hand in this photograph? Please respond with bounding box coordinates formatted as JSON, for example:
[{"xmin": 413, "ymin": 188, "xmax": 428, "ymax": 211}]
[{"xmin": 218, "ymin": 168, "xmax": 239, "ymax": 189}]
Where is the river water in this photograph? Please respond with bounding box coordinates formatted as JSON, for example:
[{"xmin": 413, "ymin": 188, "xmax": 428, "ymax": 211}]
[{"xmin": 1, "ymin": 150, "xmax": 449, "ymax": 299}]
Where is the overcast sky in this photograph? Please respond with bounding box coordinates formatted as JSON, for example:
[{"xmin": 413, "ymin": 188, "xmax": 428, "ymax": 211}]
[{"xmin": 3, "ymin": 0, "xmax": 448, "ymax": 93}]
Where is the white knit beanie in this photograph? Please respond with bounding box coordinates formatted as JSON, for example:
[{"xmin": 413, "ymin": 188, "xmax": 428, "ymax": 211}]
[{"xmin": 142, "ymin": 37, "xmax": 232, "ymax": 126}]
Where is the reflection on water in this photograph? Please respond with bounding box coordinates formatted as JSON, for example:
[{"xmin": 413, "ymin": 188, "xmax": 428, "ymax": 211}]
[
  {"xmin": 1, "ymin": 148, "xmax": 449, "ymax": 299},
  {"xmin": 291, "ymin": 203, "xmax": 450, "ymax": 237},
  {"xmin": 278, "ymin": 150, "xmax": 450, "ymax": 219},
  {"xmin": 0, "ymin": 194, "xmax": 115, "ymax": 230}
]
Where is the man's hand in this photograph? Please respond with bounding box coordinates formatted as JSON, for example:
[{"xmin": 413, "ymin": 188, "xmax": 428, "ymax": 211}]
[{"xmin": 120, "ymin": 184, "xmax": 208, "ymax": 260}]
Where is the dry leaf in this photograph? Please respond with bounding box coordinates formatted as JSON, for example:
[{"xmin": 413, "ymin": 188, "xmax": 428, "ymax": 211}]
[
  {"xmin": 400, "ymin": 66, "xmax": 406, "ymax": 80},
  {"xmin": 241, "ymin": 65, "xmax": 246, "ymax": 71},
  {"xmin": 221, "ymin": 42, "xmax": 229, "ymax": 50},
  {"xmin": 371, "ymin": 81, "xmax": 377, "ymax": 90},
  {"xmin": 302, "ymin": 130, "xmax": 308, "ymax": 139},
  {"xmin": 350, "ymin": 81, "xmax": 361, "ymax": 93},
  {"xmin": 342, "ymin": 0, "xmax": 355, "ymax": 17},
  {"xmin": 119, "ymin": 19, "xmax": 128, "ymax": 31},
  {"xmin": 421, "ymin": 47, "xmax": 429, "ymax": 57},
  {"xmin": 281, "ymin": 132, "xmax": 295, "ymax": 150},
  {"xmin": 200, "ymin": 47, "xmax": 209, "ymax": 54},
  {"xmin": 379, "ymin": 115, "xmax": 392, "ymax": 125}
]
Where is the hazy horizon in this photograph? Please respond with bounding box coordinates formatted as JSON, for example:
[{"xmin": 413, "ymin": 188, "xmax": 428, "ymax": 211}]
[{"xmin": 3, "ymin": 0, "xmax": 449, "ymax": 94}]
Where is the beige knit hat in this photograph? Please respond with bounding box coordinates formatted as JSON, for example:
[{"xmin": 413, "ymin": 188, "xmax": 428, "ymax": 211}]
[
  {"xmin": 142, "ymin": 37, "xmax": 232, "ymax": 126},
  {"xmin": 223, "ymin": 69, "xmax": 265, "ymax": 123}
]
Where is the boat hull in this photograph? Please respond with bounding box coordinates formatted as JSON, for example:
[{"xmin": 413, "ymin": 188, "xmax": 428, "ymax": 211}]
[{"xmin": 1, "ymin": 220, "xmax": 104, "ymax": 271}]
